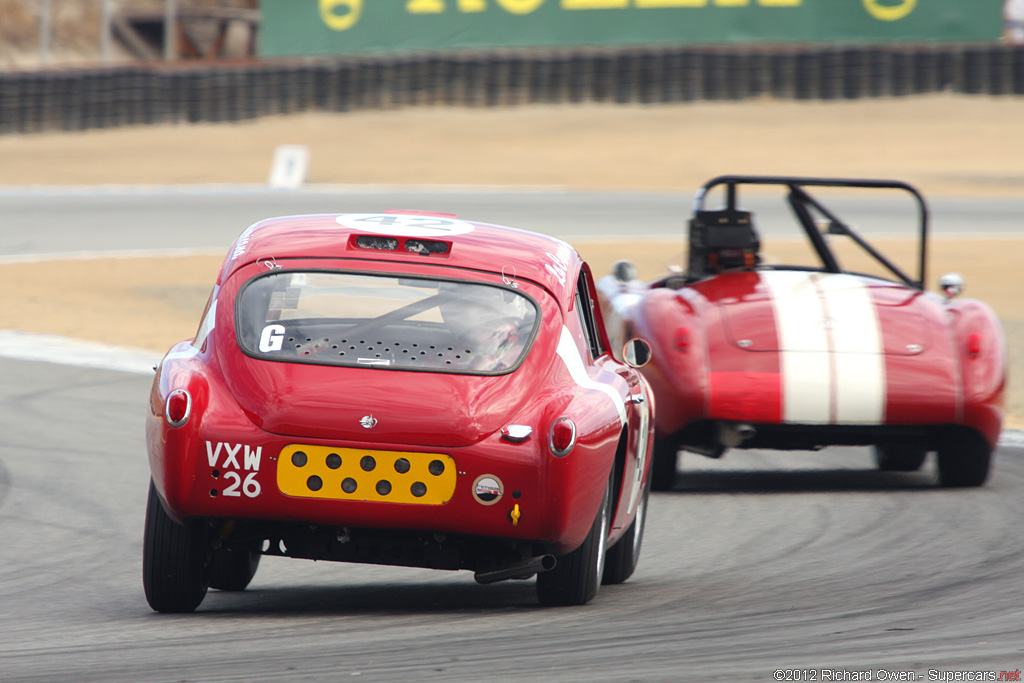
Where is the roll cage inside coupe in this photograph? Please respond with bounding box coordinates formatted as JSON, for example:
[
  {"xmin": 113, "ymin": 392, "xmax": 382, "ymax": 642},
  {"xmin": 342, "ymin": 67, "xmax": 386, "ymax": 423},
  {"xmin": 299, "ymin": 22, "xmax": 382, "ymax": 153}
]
[
  {"xmin": 145, "ymin": 211, "xmax": 654, "ymax": 612},
  {"xmin": 598, "ymin": 176, "xmax": 1005, "ymax": 491}
]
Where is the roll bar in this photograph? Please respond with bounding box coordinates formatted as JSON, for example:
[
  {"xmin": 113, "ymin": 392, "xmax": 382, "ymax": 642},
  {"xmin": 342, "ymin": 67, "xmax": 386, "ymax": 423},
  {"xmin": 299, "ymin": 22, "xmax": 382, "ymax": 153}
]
[{"xmin": 692, "ymin": 175, "xmax": 930, "ymax": 289}]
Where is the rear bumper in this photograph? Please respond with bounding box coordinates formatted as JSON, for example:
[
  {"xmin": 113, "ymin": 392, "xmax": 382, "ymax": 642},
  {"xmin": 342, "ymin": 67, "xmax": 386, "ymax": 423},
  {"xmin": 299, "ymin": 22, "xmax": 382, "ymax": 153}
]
[
  {"xmin": 674, "ymin": 419, "xmax": 1000, "ymax": 454},
  {"xmin": 146, "ymin": 411, "xmax": 605, "ymax": 557},
  {"xmin": 202, "ymin": 517, "xmax": 556, "ymax": 574}
]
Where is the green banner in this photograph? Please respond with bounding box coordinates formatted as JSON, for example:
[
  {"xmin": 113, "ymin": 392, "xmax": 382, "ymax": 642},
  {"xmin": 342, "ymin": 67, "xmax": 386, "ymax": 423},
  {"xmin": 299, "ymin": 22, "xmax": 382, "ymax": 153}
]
[{"xmin": 260, "ymin": 0, "xmax": 1004, "ymax": 57}]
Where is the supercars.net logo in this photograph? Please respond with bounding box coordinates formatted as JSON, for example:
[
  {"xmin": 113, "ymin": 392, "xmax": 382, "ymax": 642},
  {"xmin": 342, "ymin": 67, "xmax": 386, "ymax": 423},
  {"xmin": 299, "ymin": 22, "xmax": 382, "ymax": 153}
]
[{"xmin": 773, "ymin": 669, "xmax": 1021, "ymax": 682}]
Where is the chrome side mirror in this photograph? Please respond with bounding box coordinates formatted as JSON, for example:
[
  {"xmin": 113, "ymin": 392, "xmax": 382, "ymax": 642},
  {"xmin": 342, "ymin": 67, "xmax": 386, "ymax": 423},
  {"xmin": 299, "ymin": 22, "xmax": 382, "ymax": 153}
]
[
  {"xmin": 939, "ymin": 272, "xmax": 964, "ymax": 300},
  {"xmin": 623, "ymin": 338, "xmax": 652, "ymax": 368}
]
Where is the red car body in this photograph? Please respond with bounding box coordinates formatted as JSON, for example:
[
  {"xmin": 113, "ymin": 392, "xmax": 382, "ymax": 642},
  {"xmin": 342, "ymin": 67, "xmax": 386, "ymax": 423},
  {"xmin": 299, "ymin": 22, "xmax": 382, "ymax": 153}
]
[
  {"xmin": 145, "ymin": 211, "xmax": 654, "ymax": 611},
  {"xmin": 598, "ymin": 176, "xmax": 1005, "ymax": 491}
]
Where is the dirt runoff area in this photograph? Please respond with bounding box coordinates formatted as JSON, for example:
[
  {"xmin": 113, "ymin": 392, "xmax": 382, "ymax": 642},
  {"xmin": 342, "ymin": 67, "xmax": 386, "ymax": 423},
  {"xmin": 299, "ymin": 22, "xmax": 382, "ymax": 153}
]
[{"xmin": 0, "ymin": 93, "xmax": 1021, "ymax": 426}]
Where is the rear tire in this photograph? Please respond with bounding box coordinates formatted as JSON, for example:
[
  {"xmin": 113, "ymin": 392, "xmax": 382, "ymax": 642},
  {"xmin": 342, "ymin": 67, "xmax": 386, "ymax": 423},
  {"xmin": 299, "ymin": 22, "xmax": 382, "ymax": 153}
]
[
  {"xmin": 937, "ymin": 430, "xmax": 993, "ymax": 487},
  {"xmin": 142, "ymin": 480, "xmax": 211, "ymax": 613},
  {"xmin": 603, "ymin": 474, "xmax": 649, "ymax": 585},
  {"xmin": 536, "ymin": 477, "xmax": 612, "ymax": 606},
  {"xmin": 650, "ymin": 437, "xmax": 678, "ymax": 492},
  {"xmin": 209, "ymin": 546, "xmax": 261, "ymax": 592},
  {"xmin": 874, "ymin": 445, "xmax": 927, "ymax": 472}
]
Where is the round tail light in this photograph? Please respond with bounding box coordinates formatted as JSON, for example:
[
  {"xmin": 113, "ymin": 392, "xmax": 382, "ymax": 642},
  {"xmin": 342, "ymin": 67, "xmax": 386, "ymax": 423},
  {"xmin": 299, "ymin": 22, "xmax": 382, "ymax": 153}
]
[
  {"xmin": 165, "ymin": 389, "xmax": 192, "ymax": 428},
  {"xmin": 966, "ymin": 333, "xmax": 982, "ymax": 358},
  {"xmin": 675, "ymin": 326, "xmax": 690, "ymax": 352},
  {"xmin": 548, "ymin": 417, "xmax": 577, "ymax": 457}
]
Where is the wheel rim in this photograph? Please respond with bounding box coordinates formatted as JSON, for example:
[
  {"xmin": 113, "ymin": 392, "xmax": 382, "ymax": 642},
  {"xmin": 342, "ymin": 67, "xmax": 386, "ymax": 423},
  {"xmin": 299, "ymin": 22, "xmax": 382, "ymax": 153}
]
[
  {"xmin": 595, "ymin": 485, "xmax": 611, "ymax": 581},
  {"xmin": 631, "ymin": 487, "xmax": 647, "ymax": 560}
]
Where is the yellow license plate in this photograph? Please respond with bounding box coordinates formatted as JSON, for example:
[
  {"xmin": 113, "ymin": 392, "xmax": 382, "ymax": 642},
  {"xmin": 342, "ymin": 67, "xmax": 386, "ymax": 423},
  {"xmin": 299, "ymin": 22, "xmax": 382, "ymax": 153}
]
[{"xmin": 277, "ymin": 445, "xmax": 456, "ymax": 505}]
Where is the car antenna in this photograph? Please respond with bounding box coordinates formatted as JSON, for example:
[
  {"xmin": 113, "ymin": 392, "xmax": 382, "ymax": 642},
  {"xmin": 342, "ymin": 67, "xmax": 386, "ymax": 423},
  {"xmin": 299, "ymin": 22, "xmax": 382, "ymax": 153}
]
[{"xmin": 502, "ymin": 265, "xmax": 519, "ymax": 288}]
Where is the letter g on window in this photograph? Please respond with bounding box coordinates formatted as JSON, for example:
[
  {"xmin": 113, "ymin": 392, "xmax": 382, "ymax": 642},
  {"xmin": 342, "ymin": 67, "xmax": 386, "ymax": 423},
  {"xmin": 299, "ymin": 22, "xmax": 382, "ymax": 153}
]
[
  {"xmin": 259, "ymin": 325, "xmax": 286, "ymax": 353},
  {"xmin": 321, "ymin": 0, "xmax": 362, "ymax": 30}
]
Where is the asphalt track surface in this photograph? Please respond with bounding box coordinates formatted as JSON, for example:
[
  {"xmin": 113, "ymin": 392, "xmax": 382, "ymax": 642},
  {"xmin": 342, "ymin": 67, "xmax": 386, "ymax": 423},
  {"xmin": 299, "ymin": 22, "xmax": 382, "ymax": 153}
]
[
  {"xmin": 3, "ymin": 187, "xmax": 1024, "ymax": 258},
  {"xmin": 1, "ymin": 188, "xmax": 1022, "ymax": 682}
]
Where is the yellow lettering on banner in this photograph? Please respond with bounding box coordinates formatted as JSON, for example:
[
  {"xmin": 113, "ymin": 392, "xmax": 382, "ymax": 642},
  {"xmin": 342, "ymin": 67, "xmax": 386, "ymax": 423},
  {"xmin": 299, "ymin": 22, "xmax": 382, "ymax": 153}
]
[
  {"xmin": 495, "ymin": 0, "xmax": 546, "ymax": 13},
  {"xmin": 563, "ymin": 0, "xmax": 802, "ymax": 6},
  {"xmin": 635, "ymin": 0, "xmax": 707, "ymax": 6},
  {"xmin": 320, "ymin": 0, "xmax": 362, "ymax": 30},
  {"xmin": 862, "ymin": 0, "xmax": 915, "ymax": 21},
  {"xmin": 407, "ymin": 0, "xmax": 444, "ymax": 13},
  {"xmin": 562, "ymin": 0, "xmax": 628, "ymax": 8},
  {"xmin": 458, "ymin": 0, "xmax": 488, "ymax": 10}
]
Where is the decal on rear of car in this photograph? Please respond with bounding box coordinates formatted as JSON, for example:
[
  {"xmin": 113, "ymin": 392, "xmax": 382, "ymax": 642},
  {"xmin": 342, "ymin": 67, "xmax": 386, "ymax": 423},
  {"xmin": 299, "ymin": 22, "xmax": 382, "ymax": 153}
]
[{"xmin": 336, "ymin": 213, "xmax": 476, "ymax": 237}]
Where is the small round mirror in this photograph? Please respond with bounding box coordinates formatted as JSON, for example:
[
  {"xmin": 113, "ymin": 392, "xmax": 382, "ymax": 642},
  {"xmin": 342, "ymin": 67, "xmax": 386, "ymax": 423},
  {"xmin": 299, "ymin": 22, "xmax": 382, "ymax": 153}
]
[
  {"xmin": 623, "ymin": 338, "xmax": 652, "ymax": 368},
  {"xmin": 939, "ymin": 272, "xmax": 964, "ymax": 300}
]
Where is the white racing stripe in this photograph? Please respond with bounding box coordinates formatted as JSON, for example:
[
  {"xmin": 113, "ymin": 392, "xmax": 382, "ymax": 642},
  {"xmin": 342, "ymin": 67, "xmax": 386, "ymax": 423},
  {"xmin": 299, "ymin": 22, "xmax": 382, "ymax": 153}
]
[
  {"xmin": 766, "ymin": 271, "xmax": 832, "ymax": 423},
  {"xmin": 555, "ymin": 326, "xmax": 627, "ymax": 425},
  {"xmin": 817, "ymin": 273, "xmax": 886, "ymax": 424},
  {"xmin": 763, "ymin": 271, "xmax": 885, "ymax": 425}
]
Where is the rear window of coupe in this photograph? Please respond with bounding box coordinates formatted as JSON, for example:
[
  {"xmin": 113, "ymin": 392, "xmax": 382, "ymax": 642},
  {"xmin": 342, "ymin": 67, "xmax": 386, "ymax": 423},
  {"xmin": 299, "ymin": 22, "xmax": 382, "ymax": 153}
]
[{"xmin": 236, "ymin": 271, "xmax": 539, "ymax": 374}]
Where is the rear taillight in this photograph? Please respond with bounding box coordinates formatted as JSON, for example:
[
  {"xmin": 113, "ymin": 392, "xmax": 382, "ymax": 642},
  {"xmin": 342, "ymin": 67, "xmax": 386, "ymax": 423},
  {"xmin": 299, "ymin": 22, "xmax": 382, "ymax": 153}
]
[
  {"xmin": 675, "ymin": 326, "xmax": 690, "ymax": 352},
  {"xmin": 548, "ymin": 417, "xmax": 577, "ymax": 457},
  {"xmin": 966, "ymin": 333, "xmax": 982, "ymax": 358},
  {"xmin": 165, "ymin": 389, "xmax": 192, "ymax": 428}
]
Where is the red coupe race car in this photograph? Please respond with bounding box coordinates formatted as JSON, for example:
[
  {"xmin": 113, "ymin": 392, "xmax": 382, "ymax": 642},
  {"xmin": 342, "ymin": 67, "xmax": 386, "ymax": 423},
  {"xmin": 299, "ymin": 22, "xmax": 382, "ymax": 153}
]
[
  {"xmin": 145, "ymin": 211, "xmax": 654, "ymax": 612},
  {"xmin": 598, "ymin": 176, "xmax": 1005, "ymax": 491}
]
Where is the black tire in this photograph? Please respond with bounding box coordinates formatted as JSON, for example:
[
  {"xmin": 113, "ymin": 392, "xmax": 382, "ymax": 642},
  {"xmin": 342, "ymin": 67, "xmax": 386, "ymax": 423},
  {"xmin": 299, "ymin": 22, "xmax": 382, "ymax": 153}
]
[
  {"xmin": 142, "ymin": 480, "xmax": 211, "ymax": 613},
  {"xmin": 209, "ymin": 546, "xmax": 261, "ymax": 592},
  {"xmin": 536, "ymin": 478, "xmax": 612, "ymax": 606},
  {"xmin": 650, "ymin": 437, "xmax": 678, "ymax": 492},
  {"xmin": 603, "ymin": 473, "xmax": 650, "ymax": 585},
  {"xmin": 937, "ymin": 429, "xmax": 993, "ymax": 487},
  {"xmin": 873, "ymin": 445, "xmax": 928, "ymax": 472}
]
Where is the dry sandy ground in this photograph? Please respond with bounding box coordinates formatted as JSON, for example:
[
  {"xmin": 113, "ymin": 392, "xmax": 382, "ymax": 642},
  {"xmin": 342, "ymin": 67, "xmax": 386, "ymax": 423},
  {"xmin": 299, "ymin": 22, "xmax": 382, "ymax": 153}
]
[
  {"xmin": 2, "ymin": 94, "xmax": 1024, "ymax": 193},
  {"xmin": 0, "ymin": 93, "xmax": 1020, "ymax": 425}
]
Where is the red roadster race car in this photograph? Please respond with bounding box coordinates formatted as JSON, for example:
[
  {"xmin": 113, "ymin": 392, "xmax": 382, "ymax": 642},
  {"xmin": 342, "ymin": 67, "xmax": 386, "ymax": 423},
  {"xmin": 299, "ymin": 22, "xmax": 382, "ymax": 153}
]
[
  {"xmin": 145, "ymin": 211, "xmax": 654, "ymax": 612},
  {"xmin": 598, "ymin": 176, "xmax": 1005, "ymax": 491}
]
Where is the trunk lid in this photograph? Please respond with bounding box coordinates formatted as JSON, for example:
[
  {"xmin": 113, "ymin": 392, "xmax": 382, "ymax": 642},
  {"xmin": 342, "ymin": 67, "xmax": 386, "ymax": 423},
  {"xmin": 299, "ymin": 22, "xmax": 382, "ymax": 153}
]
[{"xmin": 221, "ymin": 353, "xmax": 548, "ymax": 447}]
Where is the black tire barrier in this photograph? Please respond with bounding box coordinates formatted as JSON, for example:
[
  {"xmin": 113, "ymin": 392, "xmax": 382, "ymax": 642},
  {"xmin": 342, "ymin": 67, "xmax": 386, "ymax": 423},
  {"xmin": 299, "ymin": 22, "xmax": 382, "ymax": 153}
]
[{"xmin": 1, "ymin": 43, "xmax": 1021, "ymax": 136}]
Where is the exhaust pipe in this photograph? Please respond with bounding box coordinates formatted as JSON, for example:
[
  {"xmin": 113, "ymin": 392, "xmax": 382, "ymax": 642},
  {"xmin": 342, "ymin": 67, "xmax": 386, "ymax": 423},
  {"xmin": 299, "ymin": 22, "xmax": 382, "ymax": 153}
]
[
  {"xmin": 719, "ymin": 422, "xmax": 757, "ymax": 448},
  {"xmin": 474, "ymin": 554, "xmax": 557, "ymax": 585}
]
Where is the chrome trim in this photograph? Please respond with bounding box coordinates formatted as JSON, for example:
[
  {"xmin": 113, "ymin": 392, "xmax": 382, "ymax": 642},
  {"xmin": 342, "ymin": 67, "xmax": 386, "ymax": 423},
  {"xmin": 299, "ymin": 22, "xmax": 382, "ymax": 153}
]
[
  {"xmin": 501, "ymin": 424, "xmax": 533, "ymax": 443},
  {"xmin": 164, "ymin": 389, "xmax": 192, "ymax": 428},
  {"xmin": 940, "ymin": 272, "xmax": 964, "ymax": 300},
  {"xmin": 548, "ymin": 417, "xmax": 577, "ymax": 458}
]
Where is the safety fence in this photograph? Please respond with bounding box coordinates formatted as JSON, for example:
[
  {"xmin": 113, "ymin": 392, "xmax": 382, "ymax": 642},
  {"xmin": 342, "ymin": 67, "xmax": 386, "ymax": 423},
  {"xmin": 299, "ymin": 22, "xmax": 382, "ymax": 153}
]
[{"xmin": 1, "ymin": 42, "xmax": 1023, "ymax": 135}]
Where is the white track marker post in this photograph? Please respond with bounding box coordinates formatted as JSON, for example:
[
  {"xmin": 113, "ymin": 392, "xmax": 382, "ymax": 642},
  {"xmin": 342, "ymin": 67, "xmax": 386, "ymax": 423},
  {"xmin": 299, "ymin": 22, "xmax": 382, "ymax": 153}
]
[
  {"xmin": 39, "ymin": 0, "xmax": 52, "ymax": 66},
  {"xmin": 101, "ymin": 0, "xmax": 113, "ymax": 62},
  {"xmin": 164, "ymin": 0, "xmax": 177, "ymax": 61},
  {"xmin": 268, "ymin": 145, "xmax": 311, "ymax": 189}
]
